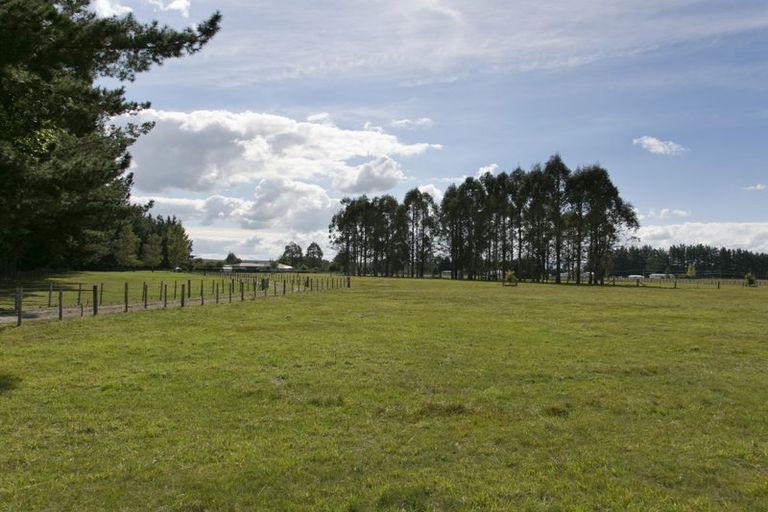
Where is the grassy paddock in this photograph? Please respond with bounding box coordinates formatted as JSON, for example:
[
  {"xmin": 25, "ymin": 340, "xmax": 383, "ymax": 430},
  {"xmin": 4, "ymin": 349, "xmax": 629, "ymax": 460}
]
[{"xmin": 1, "ymin": 278, "xmax": 767, "ymax": 510}]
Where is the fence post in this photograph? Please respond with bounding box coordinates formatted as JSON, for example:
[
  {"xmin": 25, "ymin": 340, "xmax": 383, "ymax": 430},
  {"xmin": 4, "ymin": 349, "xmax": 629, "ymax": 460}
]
[
  {"xmin": 241, "ymin": 281, "xmax": 244, "ymax": 301},
  {"xmin": 181, "ymin": 284, "xmax": 186, "ymax": 307},
  {"xmin": 48, "ymin": 283, "xmax": 53, "ymax": 307},
  {"xmin": 717, "ymin": 281, "xmax": 720, "ymax": 289},
  {"xmin": 15, "ymin": 287, "xmax": 22, "ymax": 327},
  {"xmin": 144, "ymin": 283, "xmax": 148, "ymax": 309},
  {"xmin": 58, "ymin": 286, "xmax": 63, "ymax": 320},
  {"xmin": 124, "ymin": 282, "xmax": 129, "ymax": 312},
  {"xmin": 216, "ymin": 282, "xmax": 219, "ymax": 304},
  {"xmin": 92, "ymin": 285, "xmax": 98, "ymax": 316},
  {"xmin": 347, "ymin": 276, "xmax": 351, "ymax": 288},
  {"xmin": 77, "ymin": 283, "xmax": 82, "ymax": 306},
  {"xmin": 164, "ymin": 284, "xmax": 168, "ymax": 308},
  {"xmin": 174, "ymin": 281, "xmax": 177, "ymax": 299},
  {"xmin": 187, "ymin": 279, "xmax": 191, "ymax": 298},
  {"xmin": 201, "ymin": 282, "xmax": 204, "ymax": 305},
  {"xmin": 283, "ymin": 281, "xmax": 286, "ymax": 295},
  {"xmin": 99, "ymin": 283, "xmax": 104, "ymax": 306},
  {"xmin": 229, "ymin": 281, "xmax": 232, "ymax": 303}
]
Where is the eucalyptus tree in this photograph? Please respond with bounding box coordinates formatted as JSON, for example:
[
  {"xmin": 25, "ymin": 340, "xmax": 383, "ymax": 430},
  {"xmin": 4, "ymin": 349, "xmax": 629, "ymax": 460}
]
[
  {"xmin": 522, "ymin": 165, "xmax": 550, "ymax": 281},
  {"xmin": 571, "ymin": 165, "xmax": 638, "ymax": 284},
  {"xmin": 403, "ymin": 188, "xmax": 438, "ymax": 278},
  {"xmin": 543, "ymin": 154, "xmax": 571, "ymax": 283}
]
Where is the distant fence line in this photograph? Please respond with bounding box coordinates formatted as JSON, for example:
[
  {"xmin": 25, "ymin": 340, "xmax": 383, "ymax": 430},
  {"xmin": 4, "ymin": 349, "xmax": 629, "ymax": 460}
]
[{"xmin": 2, "ymin": 273, "xmax": 351, "ymax": 327}]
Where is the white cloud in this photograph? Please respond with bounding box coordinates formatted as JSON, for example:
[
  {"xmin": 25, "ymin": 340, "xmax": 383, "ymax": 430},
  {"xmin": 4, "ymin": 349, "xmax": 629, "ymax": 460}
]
[
  {"xmin": 744, "ymin": 183, "xmax": 767, "ymax": 191},
  {"xmin": 476, "ymin": 163, "xmax": 499, "ymax": 177},
  {"xmin": 187, "ymin": 227, "xmax": 332, "ymax": 261},
  {"xmin": 334, "ymin": 156, "xmax": 406, "ymax": 194},
  {"xmin": 146, "ymin": 0, "xmax": 191, "ymax": 17},
  {"xmin": 306, "ymin": 113, "xmax": 334, "ymax": 125},
  {"xmin": 390, "ymin": 118, "xmax": 435, "ymax": 130},
  {"xmin": 134, "ymin": 178, "xmax": 338, "ymax": 233},
  {"xmin": 633, "ymin": 136, "xmax": 688, "ymax": 156},
  {"xmin": 122, "ymin": 109, "xmax": 440, "ymax": 194},
  {"xmin": 91, "ymin": 0, "xmax": 132, "ymax": 17},
  {"xmin": 646, "ymin": 208, "xmax": 691, "ymax": 220},
  {"xmin": 418, "ymin": 184, "xmax": 444, "ymax": 202},
  {"xmin": 637, "ymin": 223, "xmax": 768, "ymax": 253}
]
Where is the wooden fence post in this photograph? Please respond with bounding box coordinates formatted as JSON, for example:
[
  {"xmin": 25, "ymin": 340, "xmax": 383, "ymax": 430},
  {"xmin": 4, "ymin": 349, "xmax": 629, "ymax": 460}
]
[
  {"xmin": 58, "ymin": 286, "xmax": 63, "ymax": 320},
  {"xmin": 92, "ymin": 285, "xmax": 98, "ymax": 316},
  {"xmin": 48, "ymin": 283, "xmax": 53, "ymax": 307},
  {"xmin": 187, "ymin": 279, "xmax": 191, "ymax": 298},
  {"xmin": 201, "ymin": 282, "xmax": 204, "ymax": 306},
  {"xmin": 174, "ymin": 281, "xmax": 177, "ymax": 299},
  {"xmin": 144, "ymin": 283, "xmax": 148, "ymax": 309},
  {"xmin": 164, "ymin": 284, "xmax": 168, "ymax": 308},
  {"xmin": 283, "ymin": 281, "xmax": 286, "ymax": 295},
  {"xmin": 124, "ymin": 282, "xmax": 129, "ymax": 312},
  {"xmin": 216, "ymin": 282, "xmax": 219, "ymax": 304},
  {"xmin": 181, "ymin": 285, "xmax": 186, "ymax": 307},
  {"xmin": 77, "ymin": 283, "xmax": 82, "ymax": 306},
  {"xmin": 15, "ymin": 287, "xmax": 22, "ymax": 326},
  {"xmin": 99, "ymin": 283, "xmax": 104, "ymax": 306}
]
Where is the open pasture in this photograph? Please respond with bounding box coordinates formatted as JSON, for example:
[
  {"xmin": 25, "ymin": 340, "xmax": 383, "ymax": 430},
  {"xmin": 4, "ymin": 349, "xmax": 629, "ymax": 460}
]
[{"xmin": 1, "ymin": 277, "xmax": 767, "ymax": 510}]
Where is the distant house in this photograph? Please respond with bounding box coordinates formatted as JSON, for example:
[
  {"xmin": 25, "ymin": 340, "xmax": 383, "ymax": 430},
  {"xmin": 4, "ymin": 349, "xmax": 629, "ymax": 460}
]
[
  {"xmin": 223, "ymin": 260, "xmax": 293, "ymax": 272},
  {"xmin": 648, "ymin": 273, "xmax": 675, "ymax": 279}
]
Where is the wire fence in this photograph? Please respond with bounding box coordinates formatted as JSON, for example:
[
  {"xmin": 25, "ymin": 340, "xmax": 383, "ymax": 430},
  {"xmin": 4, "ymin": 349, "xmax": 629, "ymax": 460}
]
[{"xmin": 1, "ymin": 272, "xmax": 351, "ymax": 326}]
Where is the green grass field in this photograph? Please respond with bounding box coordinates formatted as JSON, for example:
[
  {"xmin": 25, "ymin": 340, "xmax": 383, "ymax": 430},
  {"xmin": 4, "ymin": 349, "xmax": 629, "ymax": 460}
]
[{"xmin": 1, "ymin": 277, "xmax": 767, "ymax": 510}]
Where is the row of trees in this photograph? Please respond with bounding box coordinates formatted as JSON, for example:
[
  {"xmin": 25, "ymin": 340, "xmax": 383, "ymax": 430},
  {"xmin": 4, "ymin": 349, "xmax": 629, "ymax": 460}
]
[
  {"xmin": 279, "ymin": 241, "xmax": 326, "ymax": 269},
  {"xmin": 107, "ymin": 210, "xmax": 193, "ymax": 269},
  {"xmin": 329, "ymin": 155, "xmax": 639, "ymax": 283},
  {"xmin": 0, "ymin": 1, "xmax": 220, "ymax": 272},
  {"xmin": 611, "ymin": 244, "xmax": 768, "ymax": 278}
]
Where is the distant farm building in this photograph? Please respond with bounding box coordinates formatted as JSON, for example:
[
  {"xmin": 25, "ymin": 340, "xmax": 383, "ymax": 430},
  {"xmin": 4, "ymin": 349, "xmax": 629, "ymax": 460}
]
[{"xmin": 222, "ymin": 261, "xmax": 293, "ymax": 272}]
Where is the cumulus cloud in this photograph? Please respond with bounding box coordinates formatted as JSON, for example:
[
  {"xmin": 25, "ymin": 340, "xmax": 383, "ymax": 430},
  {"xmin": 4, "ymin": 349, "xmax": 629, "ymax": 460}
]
[
  {"xmin": 123, "ymin": 109, "xmax": 441, "ymax": 194},
  {"xmin": 744, "ymin": 183, "xmax": 766, "ymax": 191},
  {"xmin": 637, "ymin": 223, "xmax": 768, "ymax": 253},
  {"xmin": 334, "ymin": 156, "xmax": 406, "ymax": 194},
  {"xmin": 647, "ymin": 208, "xmax": 691, "ymax": 220},
  {"xmin": 91, "ymin": 0, "xmax": 132, "ymax": 17},
  {"xmin": 418, "ymin": 184, "xmax": 444, "ymax": 202},
  {"xmin": 146, "ymin": 0, "xmax": 191, "ymax": 17},
  {"xmin": 632, "ymin": 136, "xmax": 688, "ymax": 156},
  {"xmin": 390, "ymin": 118, "xmax": 435, "ymax": 130},
  {"xmin": 187, "ymin": 227, "xmax": 332, "ymax": 260},
  {"xmin": 476, "ymin": 163, "xmax": 499, "ymax": 177},
  {"xmin": 134, "ymin": 178, "xmax": 338, "ymax": 233}
]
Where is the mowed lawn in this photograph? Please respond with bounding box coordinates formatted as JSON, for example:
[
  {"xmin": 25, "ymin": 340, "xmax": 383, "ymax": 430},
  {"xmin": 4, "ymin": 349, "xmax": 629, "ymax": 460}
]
[{"xmin": 1, "ymin": 278, "xmax": 767, "ymax": 511}]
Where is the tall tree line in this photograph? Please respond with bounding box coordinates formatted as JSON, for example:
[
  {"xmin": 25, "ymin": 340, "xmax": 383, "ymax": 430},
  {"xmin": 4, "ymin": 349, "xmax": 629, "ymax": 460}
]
[
  {"xmin": 330, "ymin": 155, "xmax": 639, "ymax": 283},
  {"xmin": 611, "ymin": 245, "xmax": 768, "ymax": 278},
  {"xmin": 0, "ymin": 0, "xmax": 220, "ymax": 272}
]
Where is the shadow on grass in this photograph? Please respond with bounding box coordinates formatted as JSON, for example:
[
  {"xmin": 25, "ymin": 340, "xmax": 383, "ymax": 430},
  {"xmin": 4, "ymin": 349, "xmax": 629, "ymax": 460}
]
[{"xmin": 0, "ymin": 374, "xmax": 19, "ymax": 395}]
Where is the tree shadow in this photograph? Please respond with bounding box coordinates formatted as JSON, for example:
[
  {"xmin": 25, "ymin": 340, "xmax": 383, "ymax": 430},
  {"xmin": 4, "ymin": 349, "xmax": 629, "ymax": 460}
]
[{"xmin": 0, "ymin": 374, "xmax": 19, "ymax": 395}]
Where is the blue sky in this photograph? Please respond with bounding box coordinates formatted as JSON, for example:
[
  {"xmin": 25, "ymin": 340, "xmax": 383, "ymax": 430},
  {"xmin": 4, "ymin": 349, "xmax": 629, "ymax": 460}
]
[{"xmin": 96, "ymin": 0, "xmax": 768, "ymax": 258}]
